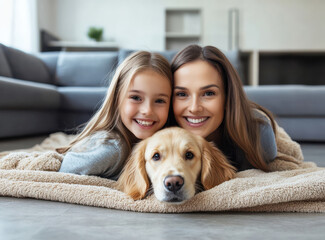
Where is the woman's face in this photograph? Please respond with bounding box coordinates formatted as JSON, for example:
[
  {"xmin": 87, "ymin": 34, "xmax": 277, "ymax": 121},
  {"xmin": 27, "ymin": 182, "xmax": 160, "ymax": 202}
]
[{"xmin": 173, "ymin": 60, "xmax": 226, "ymax": 138}]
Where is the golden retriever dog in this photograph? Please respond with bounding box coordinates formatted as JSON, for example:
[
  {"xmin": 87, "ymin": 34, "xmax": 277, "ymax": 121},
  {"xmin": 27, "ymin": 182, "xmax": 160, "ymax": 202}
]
[{"xmin": 117, "ymin": 127, "xmax": 236, "ymax": 203}]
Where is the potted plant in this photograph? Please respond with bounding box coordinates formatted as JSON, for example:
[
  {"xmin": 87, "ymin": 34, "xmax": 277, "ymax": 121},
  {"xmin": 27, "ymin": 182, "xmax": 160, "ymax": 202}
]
[{"xmin": 87, "ymin": 27, "xmax": 103, "ymax": 42}]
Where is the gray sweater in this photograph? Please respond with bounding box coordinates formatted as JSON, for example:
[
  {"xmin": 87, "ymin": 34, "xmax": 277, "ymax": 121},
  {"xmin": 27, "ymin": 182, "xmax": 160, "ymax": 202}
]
[
  {"xmin": 59, "ymin": 131, "xmax": 129, "ymax": 180},
  {"xmin": 220, "ymin": 112, "xmax": 277, "ymax": 171}
]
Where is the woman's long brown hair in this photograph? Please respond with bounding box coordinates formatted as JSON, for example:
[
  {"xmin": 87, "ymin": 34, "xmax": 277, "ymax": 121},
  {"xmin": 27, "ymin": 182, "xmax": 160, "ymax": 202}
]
[{"xmin": 171, "ymin": 45, "xmax": 276, "ymax": 172}]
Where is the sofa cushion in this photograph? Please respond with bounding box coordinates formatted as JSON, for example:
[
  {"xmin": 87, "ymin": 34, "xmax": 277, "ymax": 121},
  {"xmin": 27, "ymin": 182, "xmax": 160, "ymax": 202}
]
[
  {"xmin": 276, "ymin": 117, "xmax": 325, "ymax": 142},
  {"xmin": 55, "ymin": 52, "xmax": 118, "ymax": 87},
  {"xmin": 1, "ymin": 45, "xmax": 52, "ymax": 84},
  {"xmin": 0, "ymin": 76, "xmax": 60, "ymax": 110},
  {"xmin": 57, "ymin": 87, "xmax": 107, "ymax": 111},
  {"xmin": 244, "ymin": 85, "xmax": 325, "ymax": 116},
  {"xmin": 0, "ymin": 44, "xmax": 12, "ymax": 77},
  {"xmin": 118, "ymin": 49, "xmax": 134, "ymax": 65},
  {"xmin": 160, "ymin": 50, "xmax": 178, "ymax": 63},
  {"xmin": 35, "ymin": 52, "xmax": 59, "ymax": 80}
]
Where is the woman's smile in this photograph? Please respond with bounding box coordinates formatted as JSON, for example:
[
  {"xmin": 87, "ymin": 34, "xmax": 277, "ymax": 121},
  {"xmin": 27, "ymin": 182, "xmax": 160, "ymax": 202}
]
[
  {"xmin": 173, "ymin": 60, "xmax": 226, "ymax": 138},
  {"xmin": 184, "ymin": 116, "xmax": 209, "ymax": 127}
]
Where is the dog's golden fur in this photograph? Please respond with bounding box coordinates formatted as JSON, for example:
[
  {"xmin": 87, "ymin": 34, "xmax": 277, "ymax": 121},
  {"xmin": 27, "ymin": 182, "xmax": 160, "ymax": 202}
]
[{"xmin": 117, "ymin": 127, "xmax": 236, "ymax": 203}]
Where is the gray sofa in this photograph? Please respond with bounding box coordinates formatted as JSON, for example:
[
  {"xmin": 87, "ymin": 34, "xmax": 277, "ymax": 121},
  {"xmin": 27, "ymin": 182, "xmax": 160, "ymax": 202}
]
[
  {"xmin": 1, "ymin": 44, "xmax": 324, "ymax": 142},
  {"xmin": 0, "ymin": 44, "xmax": 179, "ymax": 138},
  {"xmin": 245, "ymin": 85, "xmax": 325, "ymax": 142}
]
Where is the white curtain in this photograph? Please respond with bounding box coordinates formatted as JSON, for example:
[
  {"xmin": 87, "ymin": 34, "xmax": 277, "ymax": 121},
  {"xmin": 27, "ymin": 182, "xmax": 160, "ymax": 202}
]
[{"xmin": 0, "ymin": 0, "xmax": 39, "ymax": 53}]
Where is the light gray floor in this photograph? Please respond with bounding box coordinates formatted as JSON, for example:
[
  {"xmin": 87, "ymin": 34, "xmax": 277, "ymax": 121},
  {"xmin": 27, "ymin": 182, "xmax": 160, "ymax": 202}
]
[{"xmin": 1, "ymin": 135, "xmax": 325, "ymax": 240}]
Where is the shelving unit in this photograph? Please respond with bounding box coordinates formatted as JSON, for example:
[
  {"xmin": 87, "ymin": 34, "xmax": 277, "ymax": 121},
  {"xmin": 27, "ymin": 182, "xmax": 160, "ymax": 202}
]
[
  {"xmin": 240, "ymin": 50, "xmax": 325, "ymax": 86},
  {"xmin": 165, "ymin": 9, "xmax": 201, "ymax": 50}
]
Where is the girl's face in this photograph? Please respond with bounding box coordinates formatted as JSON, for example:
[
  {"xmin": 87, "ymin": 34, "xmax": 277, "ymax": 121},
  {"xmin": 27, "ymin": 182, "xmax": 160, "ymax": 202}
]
[
  {"xmin": 120, "ymin": 69, "xmax": 171, "ymax": 139},
  {"xmin": 173, "ymin": 60, "xmax": 226, "ymax": 138}
]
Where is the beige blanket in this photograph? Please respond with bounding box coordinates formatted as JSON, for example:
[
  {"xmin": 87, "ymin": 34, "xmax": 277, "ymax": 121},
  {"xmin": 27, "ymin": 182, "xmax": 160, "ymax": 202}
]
[{"xmin": 1, "ymin": 128, "xmax": 325, "ymax": 213}]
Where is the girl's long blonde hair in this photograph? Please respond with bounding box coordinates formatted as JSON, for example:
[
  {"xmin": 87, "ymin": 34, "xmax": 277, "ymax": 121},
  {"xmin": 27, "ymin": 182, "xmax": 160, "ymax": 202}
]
[
  {"xmin": 171, "ymin": 45, "xmax": 276, "ymax": 172},
  {"xmin": 57, "ymin": 51, "xmax": 172, "ymax": 154}
]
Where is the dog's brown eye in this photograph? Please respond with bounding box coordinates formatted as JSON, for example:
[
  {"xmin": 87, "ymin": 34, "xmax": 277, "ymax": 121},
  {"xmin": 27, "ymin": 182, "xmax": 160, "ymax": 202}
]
[
  {"xmin": 185, "ymin": 151, "xmax": 194, "ymax": 160},
  {"xmin": 152, "ymin": 153, "xmax": 160, "ymax": 161}
]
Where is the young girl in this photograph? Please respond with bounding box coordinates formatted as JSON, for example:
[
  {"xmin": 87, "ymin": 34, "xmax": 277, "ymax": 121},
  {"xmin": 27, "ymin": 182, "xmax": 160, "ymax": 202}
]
[
  {"xmin": 171, "ymin": 45, "xmax": 277, "ymax": 172},
  {"xmin": 57, "ymin": 51, "xmax": 172, "ymax": 179}
]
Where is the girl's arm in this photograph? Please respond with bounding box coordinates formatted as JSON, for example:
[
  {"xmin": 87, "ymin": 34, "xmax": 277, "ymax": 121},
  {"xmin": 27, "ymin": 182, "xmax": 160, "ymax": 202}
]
[{"xmin": 59, "ymin": 137, "xmax": 128, "ymax": 180}]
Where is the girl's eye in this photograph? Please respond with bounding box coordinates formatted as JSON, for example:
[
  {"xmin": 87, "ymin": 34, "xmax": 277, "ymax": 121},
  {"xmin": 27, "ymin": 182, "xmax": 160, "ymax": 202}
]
[
  {"xmin": 204, "ymin": 91, "xmax": 216, "ymax": 97},
  {"xmin": 152, "ymin": 153, "xmax": 160, "ymax": 161},
  {"xmin": 130, "ymin": 95, "xmax": 141, "ymax": 101},
  {"xmin": 185, "ymin": 151, "xmax": 194, "ymax": 160},
  {"xmin": 175, "ymin": 92, "xmax": 187, "ymax": 97}
]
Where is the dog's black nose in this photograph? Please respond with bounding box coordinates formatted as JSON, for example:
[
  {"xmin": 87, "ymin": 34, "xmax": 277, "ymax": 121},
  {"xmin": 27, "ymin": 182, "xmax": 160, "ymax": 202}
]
[{"xmin": 164, "ymin": 175, "xmax": 184, "ymax": 193}]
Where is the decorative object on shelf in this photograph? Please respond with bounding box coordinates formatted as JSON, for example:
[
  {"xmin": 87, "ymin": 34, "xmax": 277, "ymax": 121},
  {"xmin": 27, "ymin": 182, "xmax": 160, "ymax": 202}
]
[{"xmin": 87, "ymin": 27, "xmax": 103, "ymax": 42}]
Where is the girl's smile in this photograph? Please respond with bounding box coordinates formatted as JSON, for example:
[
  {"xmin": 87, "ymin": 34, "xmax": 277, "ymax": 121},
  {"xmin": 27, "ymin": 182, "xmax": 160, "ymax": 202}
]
[
  {"xmin": 120, "ymin": 69, "xmax": 171, "ymax": 139},
  {"xmin": 134, "ymin": 118, "xmax": 155, "ymax": 128}
]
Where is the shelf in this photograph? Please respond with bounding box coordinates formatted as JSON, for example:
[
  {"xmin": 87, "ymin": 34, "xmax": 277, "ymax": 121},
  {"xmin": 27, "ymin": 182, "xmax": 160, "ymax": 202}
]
[
  {"xmin": 165, "ymin": 33, "xmax": 201, "ymax": 38},
  {"xmin": 165, "ymin": 8, "xmax": 201, "ymax": 50},
  {"xmin": 239, "ymin": 50, "xmax": 325, "ymax": 86},
  {"xmin": 48, "ymin": 41, "xmax": 118, "ymax": 51},
  {"xmin": 242, "ymin": 49, "xmax": 325, "ymax": 54},
  {"xmin": 259, "ymin": 52, "xmax": 325, "ymax": 85}
]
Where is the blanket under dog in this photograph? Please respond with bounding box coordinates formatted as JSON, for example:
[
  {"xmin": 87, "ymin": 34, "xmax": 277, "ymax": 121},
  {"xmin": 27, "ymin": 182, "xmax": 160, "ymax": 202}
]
[{"xmin": 0, "ymin": 127, "xmax": 324, "ymax": 213}]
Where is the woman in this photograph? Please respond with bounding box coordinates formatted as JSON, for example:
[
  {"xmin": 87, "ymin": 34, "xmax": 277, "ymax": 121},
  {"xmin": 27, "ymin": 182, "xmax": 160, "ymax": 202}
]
[{"xmin": 171, "ymin": 45, "xmax": 277, "ymax": 172}]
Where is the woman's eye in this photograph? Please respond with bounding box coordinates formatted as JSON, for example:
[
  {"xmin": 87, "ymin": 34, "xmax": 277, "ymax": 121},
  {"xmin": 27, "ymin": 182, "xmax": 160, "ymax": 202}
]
[
  {"xmin": 155, "ymin": 99, "xmax": 166, "ymax": 104},
  {"xmin": 204, "ymin": 91, "xmax": 216, "ymax": 96},
  {"xmin": 175, "ymin": 92, "xmax": 187, "ymax": 97},
  {"xmin": 185, "ymin": 151, "xmax": 194, "ymax": 160},
  {"xmin": 130, "ymin": 95, "xmax": 141, "ymax": 101},
  {"xmin": 152, "ymin": 153, "xmax": 160, "ymax": 161}
]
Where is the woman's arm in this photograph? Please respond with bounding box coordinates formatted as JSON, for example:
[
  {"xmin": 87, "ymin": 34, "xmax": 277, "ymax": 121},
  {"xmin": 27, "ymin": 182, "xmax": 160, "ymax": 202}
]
[{"xmin": 259, "ymin": 118, "xmax": 277, "ymax": 163}]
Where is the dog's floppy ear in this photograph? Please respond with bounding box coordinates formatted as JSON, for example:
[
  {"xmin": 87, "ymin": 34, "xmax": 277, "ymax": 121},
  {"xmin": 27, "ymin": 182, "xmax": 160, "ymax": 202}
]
[
  {"xmin": 200, "ymin": 138, "xmax": 236, "ymax": 190},
  {"xmin": 116, "ymin": 139, "xmax": 150, "ymax": 200}
]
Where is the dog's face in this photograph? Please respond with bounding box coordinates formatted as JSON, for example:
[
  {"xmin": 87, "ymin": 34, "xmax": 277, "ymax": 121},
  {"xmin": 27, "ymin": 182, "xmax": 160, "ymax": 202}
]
[
  {"xmin": 117, "ymin": 127, "xmax": 236, "ymax": 203},
  {"xmin": 144, "ymin": 128, "xmax": 203, "ymax": 202}
]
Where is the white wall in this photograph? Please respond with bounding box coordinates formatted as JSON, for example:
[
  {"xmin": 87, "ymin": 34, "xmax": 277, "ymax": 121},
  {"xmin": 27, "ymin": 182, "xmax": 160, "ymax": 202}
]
[
  {"xmin": 239, "ymin": 0, "xmax": 325, "ymax": 50},
  {"xmin": 37, "ymin": 0, "xmax": 325, "ymax": 51},
  {"xmin": 38, "ymin": 0, "xmax": 166, "ymax": 50}
]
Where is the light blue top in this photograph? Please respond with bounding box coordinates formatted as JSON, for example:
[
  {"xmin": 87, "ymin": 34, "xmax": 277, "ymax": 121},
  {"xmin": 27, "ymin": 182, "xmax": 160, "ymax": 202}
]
[{"xmin": 59, "ymin": 131, "xmax": 129, "ymax": 180}]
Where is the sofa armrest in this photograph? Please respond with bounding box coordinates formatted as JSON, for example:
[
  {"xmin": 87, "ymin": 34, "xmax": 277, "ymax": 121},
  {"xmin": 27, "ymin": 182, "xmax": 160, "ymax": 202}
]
[
  {"xmin": 244, "ymin": 85, "xmax": 325, "ymax": 141},
  {"xmin": 0, "ymin": 76, "xmax": 60, "ymax": 110},
  {"xmin": 244, "ymin": 85, "xmax": 325, "ymax": 117}
]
